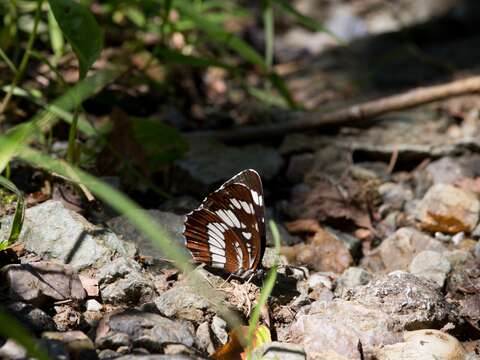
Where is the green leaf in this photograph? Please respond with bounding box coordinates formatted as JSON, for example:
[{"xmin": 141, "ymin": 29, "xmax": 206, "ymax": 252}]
[
  {"xmin": 48, "ymin": 0, "xmax": 103, "ymax": 79},
  {"xmin": 254, "ymin": 324, "xmax": 272, "ymax": 347},
  {"xmin": 132, "ymin": 118, "xmax": 188, "ymax": 167},
  {"xmin": 268, "ymin": 72, "xmax": 298, "ymax": 109},
  {"xmin": 47, "ymin": 4, "xmax": 64, "ymax": 62},
  {"xmin": 0, "ymin": 176, "xmax": 25, "ymax": 250}
]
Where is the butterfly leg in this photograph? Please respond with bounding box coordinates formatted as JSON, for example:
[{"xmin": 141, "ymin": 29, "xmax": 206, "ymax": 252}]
[{"xmin": 219, "ymin": 273, "xmax": 234, "ymax": 289}]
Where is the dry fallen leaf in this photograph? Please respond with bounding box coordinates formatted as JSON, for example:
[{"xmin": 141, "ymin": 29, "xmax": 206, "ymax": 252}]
[
  {"xmin": 212, "ymin": 324, "xmax": 272, "ymax": 360},
  {"xmin": 212, "ymin": 326, "xmax": 247, "ymax": 360},
  {"xmin": 290, "ymin": 178, "xmax": 374, "ymax": 230}
]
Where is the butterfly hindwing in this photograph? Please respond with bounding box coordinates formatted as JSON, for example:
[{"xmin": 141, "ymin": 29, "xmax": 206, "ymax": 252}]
[
  {"xmin": 184, "ymin": 208, "xmax": 249, "ymax": 274},
  {"xmin": 184, "ymin": 169, "xmax": 266, "ymax": 278}
]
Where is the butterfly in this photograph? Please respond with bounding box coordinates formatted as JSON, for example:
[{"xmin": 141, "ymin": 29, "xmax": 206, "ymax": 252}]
[{"xmin": 183, "ymin": 169, "xmax": 266, "ymax": 279}]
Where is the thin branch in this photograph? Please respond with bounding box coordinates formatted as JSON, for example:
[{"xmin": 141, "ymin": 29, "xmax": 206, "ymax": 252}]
[{"xmin": 192, "ymin": 75, "xmax": 480, "ymax": 142}]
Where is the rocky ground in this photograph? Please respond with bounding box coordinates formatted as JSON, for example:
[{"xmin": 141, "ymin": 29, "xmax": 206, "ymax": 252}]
[
  {"xmin": 3, "ymin": 0, "xmax": 480, "ymax": 359},
  {"xmin": 2, "ymin": 104, "xmax": 480, "ymax": 359}
]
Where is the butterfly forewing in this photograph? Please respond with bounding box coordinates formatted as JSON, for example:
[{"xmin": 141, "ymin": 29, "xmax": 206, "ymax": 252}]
[{"xmin": 184, "ymin": 169, "xmax": 266, "ymax": 278}]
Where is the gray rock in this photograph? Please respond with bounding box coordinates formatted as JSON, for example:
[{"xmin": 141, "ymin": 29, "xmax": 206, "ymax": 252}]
[
  {"xmin": 86, "ymin": 299, "xmax": 102, "ymax": 312},
  {"xmin": 96, "ymin": 310, "xmax": 195, "ymax": 352},
  {"xmin": 3, "ymin": 261, "xmax": 86, "ymax": 305},
  {"xmin": 107, "ymin": 210, "xmax": 188, "ymax": 264},
  {"xmin": 0, "ymin": 340, "xmax": 27, "ymax": 360},
  {"xmin": 308, "ymin": 272, "xmax": 334, "ymax": 290},
  {"xmin": 335, "ymin": 267, "xmax": 372, "ymax": 296},
  {"xmin": 288, "ymin": 298, "xmax": 401, "ymax": 359},
  {"xmin": 286, "ymin": 153, "xmax": 314, "ymax": 183},
  {"xmin": 373, "ymin": 329, "xmax": 466, "ymax": 360},
  {"xmin": 426, "ymin": 156, "xmax": 480, "ymax": 185},
  {"xmin": 7, "ymin": 302, "xmax": 56, "ymax": 333},
  {"xmin": 211, "ymin": 316, "xmax": 228, "ymax": 345},
  {"xmin": 444, "ymin": 250, "xmax": 473, "ymax": 267},
  {"xmin": 195, "ymin": 322, "xmax": 214, "ymax": 355},
  {"xmin": 98, "ymin": 257, "xmax": 155, "ymax": 305},
  {"xmin": 98, "ymin": 257, "xmax": 142, "ymax": 284},
  {"xmin": 376, "ymin": 227, "xmax": 446, "ymax": 272},
  {"xmin": 39, "ymin": 338, "xmax": 69, "ymax": 360},
  {"xmin": 100, "ymin": 275, "xmax": 154, "ymax": 306},
  {"xmin": 97, "ymin": 332, "xmax": 130, "ymax": 350},
  {"xmin": 0, "ymin": 201, "xmax": 135, "ymax": 270},
  {"xmin": 415, "ymin": 184, "xmax": 480, "ymax": 234},
  {"xmin": 42, "ymin": 331, "xmax": 95, "ymax": 359},
  {"xmin": 344, "ymin": 272, "xmax": 450, "ymax": 330},
  {"xmin": 378, "ymin": 182, "xmax": 413, "ymax": 212},
  {"xmin": 472, "ymin": 223, "xmax": 480, "ymax": 239},
  {"xmin": 173, "ymin": 139, "xmax": 283, "ymax": 195},
  {"xmin": 261, "ymin": 247, "xmax": 289, "ymax": 269},
  {"xmin": 409, "ymin": 250, "xmax": 451, "ymax": 288},
  {"xmin": 250, "ymin": 341, "xmax": 306, "ymax": 360},
  {"xmin": 98, "ymin": 349, "xmax": 120, "ymax": 359},
  {"xmin": 326, "ymin": 227, "xmax": 362, "ymax": 259},
  {"xmin": 290, "ymin": 271, "xmax": 451, "ymax": 358},
  {"xmin": 154, "ymin": 284, "xmax": 210, "ymax": 322}
]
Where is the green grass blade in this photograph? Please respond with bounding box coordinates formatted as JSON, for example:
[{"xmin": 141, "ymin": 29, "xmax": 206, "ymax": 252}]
[
  {"xmin": 0, "ymin": 176, "xmax": 25, "ymax": 250},
  {"xmin": 246, "ymin": 220, "xmax": 281, "ymax": 352},
  {"xmin": 0, "ymin": 310, "xmax": 51, "ymax": 360},
  {"xmin": 0, "ymin": 47, "xmax": 17, "ymax": 73},
  {"xmin": 263, "ymin": 0, "xmax": 274, "ymax": 71},
  {"xmin": 268, "ymin": 72, "xmax": 298, "ymax": 109}
]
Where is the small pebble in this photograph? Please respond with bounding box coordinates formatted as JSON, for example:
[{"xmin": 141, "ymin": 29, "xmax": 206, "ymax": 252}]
[{"xmin": 86, "ymin": 299, "xmax": 102, "ymax": 312}]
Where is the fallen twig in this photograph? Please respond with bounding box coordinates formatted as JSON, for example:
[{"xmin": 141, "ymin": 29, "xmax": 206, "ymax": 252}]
[{"xmin": 192, "ymin": 75, "xmax": 480, "ymax": 142}]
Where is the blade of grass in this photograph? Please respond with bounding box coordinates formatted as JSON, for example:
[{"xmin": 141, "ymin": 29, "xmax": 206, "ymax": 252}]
[
  {"xmin": 0, "ymin": 176, "xmax": 25, "ymax": 250},
  {"xmin": 246, "ymin": 220, "xmax": 281, "ymax": 356},
  {"xmin": 263, "ymin": 0, "xmax": 274, "ymax": 72},
  {"xmin": 268, "ymin": 72, "xmax": 298, "ymax": 109},
  {"xmin": 0, "ymin": 47, "xmax": 17, "ymax": 74},
  {"xmin": 0, "ymin": 310, "xmax": 51, "ymax": 360}
]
